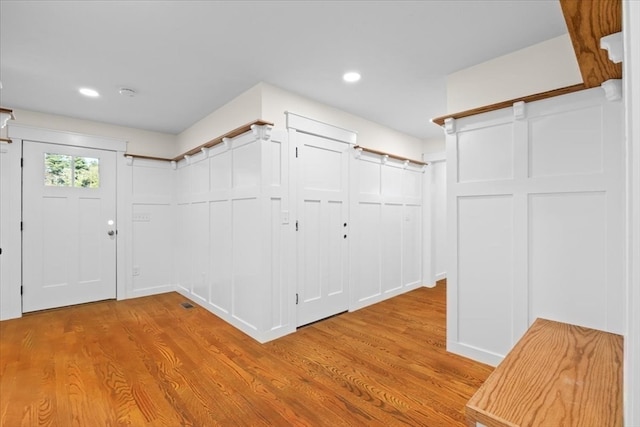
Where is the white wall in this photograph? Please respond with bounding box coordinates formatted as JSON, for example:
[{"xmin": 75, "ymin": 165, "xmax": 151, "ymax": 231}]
[
  {"xmin": 261, "ymin": 83, "xmax": 424, "ymax": 161},
  {"xmin": 176, "ymin": 83, "xmax": 263, "ymax": 156},
  {"xmin": 446, "ymin": 87, "xmax": 624, "ymax": 366},
  {"xmin": 8, "ymin": 109, "xmax": 177, "ymax": 158},
  {"xmin": 447, "ymin": 35, "xmax": 583, "ymax": 113}
]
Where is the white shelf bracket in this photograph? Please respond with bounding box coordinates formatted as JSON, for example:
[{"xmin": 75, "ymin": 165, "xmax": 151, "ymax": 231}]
[
  {"xmin": 201, "ymin": 147, "xmax": 209, "ymax": 157},
  {"xmin": 353, "ymin": 147, "xmax": 363, "ymax": 159},
  {"xmin": 600, "ymin": 32, "xmax": 623, "ymax": 64},
  {"xmin": 381, "ymin": 154, "xmax": 389, "ymax": 165},
  {"xmin": 403, "ymin": 160, "xmax": 410, "ymax": 169},
  {"xmin": 125, "ymin": 156, "xmax": 134, "ymax": 166},
  {"xmin": 513, "ymin": 101, "xmax": 526, "ymax": 120},
  {"xmin": 444, "ymin": 118, "xmax": 456, "ymax": 135},
  {"xmin": 221, "ymin": 137, "xmax": 231, "ymax": 148},
  {"xmin": 602, "ymin": 79, "xmax": 623, "ymax": 101},
  {"xmin": 170, "ymin": 160, "xmax": 177, "ymax": 170},
  {"xmin": 184, "ymin": 154, "xmax": 192, "ymax": 165},
  {"xmin": 251, "ymin": 124, "xmax": 273, "ymax": 141}
]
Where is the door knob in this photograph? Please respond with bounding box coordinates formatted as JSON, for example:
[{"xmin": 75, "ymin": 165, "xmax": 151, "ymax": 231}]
[{"xmin": 107, "ymin": 230, "xmax": 115, "ymax": 236}]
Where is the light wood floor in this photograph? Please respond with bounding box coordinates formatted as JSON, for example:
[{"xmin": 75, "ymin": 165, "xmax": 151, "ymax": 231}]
[{"xmin": 0, "ymin": 281, "xmax": 493, "ymax": 426}]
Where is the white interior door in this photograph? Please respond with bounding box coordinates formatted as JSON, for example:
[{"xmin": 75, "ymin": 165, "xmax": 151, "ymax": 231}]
[
  {"xmin": 22, "ymin": 141, "xmax": 117, "ymax": 312},
  {"xmin": 296, "ymin": 132, "xmax": 349, "ymax": 326}
]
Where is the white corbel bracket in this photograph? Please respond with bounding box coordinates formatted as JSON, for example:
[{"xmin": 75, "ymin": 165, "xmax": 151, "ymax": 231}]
[
  {"xmin": 184, "ymin": 154, "xmax": 192, "ymax": 165},
  {"xmin": 125, "ymin": 156, "xmax": 134, "ymax": 166},
  {"xmin": 251, "ymin": 124, "xmax": 273, "ymax": 141},
  {"xmin": 600, "ymin": 32, "xmax": 623, "ymax": 64},
  {"xmin": 602, "ymin": 79, "xmax": 623, "ymax": 101},
  {"xmin": 403, "ymin": 160, "xmax": 410, "ymax": 169},
  {"xmin": 444, "ymin": 118, "xmax": 456, "ymax": 135},
  {"xmin": 381, "ymin": 154, "xmax": 389, "ymax": 165},
  {"xmin": 201, "ymin": 147, "xmax": 209, "ymax": 157},
  {"xmin": 221, "ymin": 137, "xmax": 231, "ymax": 148},
  {"xmin": 170, "ymin": 160, "xmax": 177, "ymax": 170},
  {"xmin": 353, "ymin": 146, "xmax": 363, "ymax": 159},
  {"xmin": 421, "ymin": 164, "xmax": 428, "ymax": 173},
  {"xmin": 513, "ymin": 101, "xmax": 526, "ymax": 120}
]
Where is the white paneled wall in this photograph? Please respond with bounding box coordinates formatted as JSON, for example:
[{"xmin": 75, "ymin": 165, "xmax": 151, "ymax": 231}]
[
  {"xmin": 446, "ymin": 87, "xmax": 624, "ymax": 366},
  {"xmin": 128, "ymin": 159, "xmax": 175, "ymax": 297},
  {"xmin": 173, "ymin": 126, "xmax": 292, "ymax": 343},
  {"xmin": 350, "ymin": 151, "xmax": 424, "ymax": 310}
]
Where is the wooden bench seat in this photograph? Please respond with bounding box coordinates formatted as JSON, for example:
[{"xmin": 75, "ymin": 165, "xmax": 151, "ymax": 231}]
[{"xmin": 465, "ymin": 318, "xmax": 623, "ymax": 427}]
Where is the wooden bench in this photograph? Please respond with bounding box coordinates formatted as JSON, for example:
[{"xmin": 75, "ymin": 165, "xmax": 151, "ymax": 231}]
[{"xmin": 465, "ymin": 318, "xmax": 623, "ymax": 427}]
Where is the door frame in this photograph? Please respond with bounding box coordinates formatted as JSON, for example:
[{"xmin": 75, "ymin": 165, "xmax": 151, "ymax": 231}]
[
  {"xmin": 286, "ymin": 112, "xmax": 357, "ymax": 326},
  {"xmin": 3, "ymin": 124, "xmax": 127, "ymax": 319}
]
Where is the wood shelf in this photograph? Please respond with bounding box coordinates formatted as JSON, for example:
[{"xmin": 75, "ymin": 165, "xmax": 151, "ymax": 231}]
[
  {"xmin": 0, "ymin": 138, "xmax": 12, "ymax": 144},
  {"xmin": 125, "ymin": 119, "xmax": 273, "ymax": 162},
  {"xmin": 353, "ymin": 145, "xmax": 427, "ymax": 166}
]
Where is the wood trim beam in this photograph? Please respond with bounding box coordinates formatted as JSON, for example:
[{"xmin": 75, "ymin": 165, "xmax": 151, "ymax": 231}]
[
  {"xmin": 431, "ymin": 83, "xmax": 586, "ymax": 127},
  {"xmin": 560, "ymin": 0, "xmax": 622, "ymax": 88},
  {"xmin": 125, "ymin": 119, "xmax": 274, "ymax": 162}
]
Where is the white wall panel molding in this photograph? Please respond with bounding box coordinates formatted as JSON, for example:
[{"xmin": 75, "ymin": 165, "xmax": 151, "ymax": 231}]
[
  {"xmin": 286, "ymin": 111, "xmax": 356, "ymax": 144},
  {"xmin": 8, "ymin": 124, "xmax": 127, "ymax": 152},
  {"xmin": 447, "ymin": 87, "xmax": 625, "ymax": 366}
]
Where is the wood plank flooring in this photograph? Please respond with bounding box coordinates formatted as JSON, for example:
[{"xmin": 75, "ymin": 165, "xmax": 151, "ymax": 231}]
[{"xmin": 0, "ymin": 281, "xmax": 493, "ymax": 426}]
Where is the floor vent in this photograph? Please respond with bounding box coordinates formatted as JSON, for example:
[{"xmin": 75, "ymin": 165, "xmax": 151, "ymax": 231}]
[{"xmin": 181, "ymin": 302, "xmax": 195, "ymax": 309}]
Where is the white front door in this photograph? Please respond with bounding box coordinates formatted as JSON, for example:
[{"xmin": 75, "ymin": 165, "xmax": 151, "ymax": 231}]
[
  {"xmin": 22, "ymin": 141, "xmax": 117, "ymax": 312},
  {"xmin": 296, "ymin": 132, "xmax": 349, "ymax": 326}
]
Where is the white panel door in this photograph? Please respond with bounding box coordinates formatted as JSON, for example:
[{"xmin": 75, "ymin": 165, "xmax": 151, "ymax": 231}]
[
  {"xmin": 297, "ymin": 132, "xmax": 349, "ymax": 326},
  {"xmin": 22, "ymin": 141, "xmax": 117, "ymax": 312}
]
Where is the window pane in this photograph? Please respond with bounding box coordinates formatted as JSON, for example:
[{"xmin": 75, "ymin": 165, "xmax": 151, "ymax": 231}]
[
  {"xmin": 44, "ymin": 153, "xmax": 72, "ymax": 187},
  {"xmin": 74, "ymin": 157, "xmax": 100, "ymax": 188}
]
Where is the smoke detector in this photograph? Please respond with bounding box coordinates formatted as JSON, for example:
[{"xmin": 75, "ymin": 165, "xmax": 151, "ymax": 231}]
[{"xmin": 119, "ymin": 87, "xmax": 137, "ymax": 97}]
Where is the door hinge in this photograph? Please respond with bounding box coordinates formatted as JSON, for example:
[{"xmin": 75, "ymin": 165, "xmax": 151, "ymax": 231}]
[
  {"xmin": 295, "ymin": 220, "xmax": 299, "ymax": 231},
  {"xmin": 295, "ymin": 147, "xmax": 298, "ymax": 158},
  {"xmin": 0, "ymin": 247, "xmax": 2, "ymax": 255},
  {"xmin": 20, "ymin": 158, "xmax": 24, "ymax": 167},
  {"xmin": 296, "ymin": 293, "xmax": 299, "ymax": 305},
  {"xmin": 20, "ymin": 221, "xmax": 23, "ymax": 231},
  {"xmin": 20, "ymin": 286, "xmax": 23, "ymax": 296}
]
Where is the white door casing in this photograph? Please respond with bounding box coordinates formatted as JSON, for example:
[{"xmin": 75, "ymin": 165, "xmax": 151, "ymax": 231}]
[{"xmin": 22, "ymin": 141, "xmax": 117, "ymax": 312}]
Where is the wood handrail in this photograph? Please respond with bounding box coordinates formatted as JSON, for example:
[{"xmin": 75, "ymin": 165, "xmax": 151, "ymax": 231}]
[
  {"xmin": 431, "ymin": 84, "xmax": 586, "ymax": 127},
  {"xmin": 353, "ymin": 145, "xmax": 427, "ymax": 166},
  {"xmin": 125, "ymin": 119, "xmax": 274, "ymax": 162}
]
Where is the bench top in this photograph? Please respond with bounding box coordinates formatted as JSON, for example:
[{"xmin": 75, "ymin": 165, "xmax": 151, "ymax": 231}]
[{"xmin": 466, "ymin": 318, "xmax": 623, "ymax": 427}]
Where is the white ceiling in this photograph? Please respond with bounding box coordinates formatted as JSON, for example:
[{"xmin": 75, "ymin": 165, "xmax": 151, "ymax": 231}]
[{"xmin": 0, "ymin": 1, "xmax": 568, "ymax": 140}]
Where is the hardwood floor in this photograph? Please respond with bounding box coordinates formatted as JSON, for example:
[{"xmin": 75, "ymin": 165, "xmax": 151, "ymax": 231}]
[{"xmin": 0, "ymin": 281, "xmax": 493, "ymax": 426}]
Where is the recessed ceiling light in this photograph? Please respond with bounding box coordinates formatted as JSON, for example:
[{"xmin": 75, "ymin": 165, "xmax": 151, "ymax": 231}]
[
  {"xmin": 79, "ymin": 87, "xmax": 100, "ymax": 97},
  {"xmin": 343, "ymin": 71, "xmax": 361, "ymax": 83}
]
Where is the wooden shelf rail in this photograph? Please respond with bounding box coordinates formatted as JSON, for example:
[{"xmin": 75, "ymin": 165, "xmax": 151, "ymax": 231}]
[
  {"xmin": 0, "ymin": 138, "xmax": 12, "ymax": 144},
  {"xmin": 124, "ymin": 119, "xmax": 273, "ymax": 162},
  {"xmin": 353, "ymin": 145, "xmax": 427, "ymax": 166},
  {"xmin": 431, "ymin": 84, "xmax": 586, "ymax": 127}
]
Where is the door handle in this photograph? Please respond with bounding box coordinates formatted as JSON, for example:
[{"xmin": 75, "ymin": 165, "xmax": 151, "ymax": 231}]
[{"xmin": 107, "ymin": 230, "xmax": 115, "ymax": 236}]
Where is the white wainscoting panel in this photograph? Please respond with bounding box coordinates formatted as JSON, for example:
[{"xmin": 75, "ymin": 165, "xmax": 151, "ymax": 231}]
[
  {"xmin": 446, "ymin": 87, "xmax": 624, "ymax": 366},
  {"xmin": 350, "ymin": 152, "xmax": 424, "ymax": 310},
  {"xmin": 528, "ymin": 192, "xmax": 607, "ymax": 330},
  {"xmin": 129, "ymin": 159, "xmax": 175, "ymax": 298},
  {"xmin": 458, "ymin": 123, "xmax": 514, "ymax": 183},
  {"xmin": 173, "ymin": 127, "xmax": 293, "ymax": 343},
  {"xmin": 457, "ymin": 195, "xmax": 514, "ymax": 357}
]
